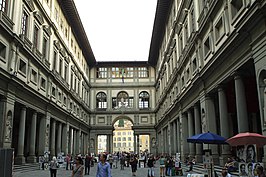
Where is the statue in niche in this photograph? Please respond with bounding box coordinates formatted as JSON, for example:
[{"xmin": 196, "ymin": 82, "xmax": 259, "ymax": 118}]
[
  {"xmin": 45, "ymin": 124, "xmax": 49, "ymax": 146},
  {"xmin": 5, "ymin": 111, "xmax": 12, "ymax": 142},
  {"xmin": 90, "ymin": 139, "xmax": 94, "ymax": 148},
  {"xmin": 201, "ymin": 108, "xmax": 207, "ymax": 132},
  {"xmin": 151, "ymin": 138, "xmax": 156, "ymax": 148}
]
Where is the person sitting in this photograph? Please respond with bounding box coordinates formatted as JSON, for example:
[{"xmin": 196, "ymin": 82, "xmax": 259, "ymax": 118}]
[{"xmin": 224, "ymin": 157, "xmax": 237, "ymax": 173}]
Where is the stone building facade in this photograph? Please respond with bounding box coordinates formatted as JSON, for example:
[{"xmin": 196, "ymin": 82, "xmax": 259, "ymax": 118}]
[
  {"xmin": 150, "ymin": 0, "xmax": 266, "ymax": 165},
  {"xmin": 0, "ymin": 0, "xmax": 266, "ymax": 167}
]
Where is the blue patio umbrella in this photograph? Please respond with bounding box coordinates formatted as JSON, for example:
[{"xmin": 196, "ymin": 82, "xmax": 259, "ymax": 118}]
[{"xmin": 187, "ymin": 131, "xmax": 227, "ymax": 144}]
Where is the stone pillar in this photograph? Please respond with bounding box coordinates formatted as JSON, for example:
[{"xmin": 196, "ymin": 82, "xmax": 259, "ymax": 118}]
[
  {"xmin": 28, "ymin": 111, "xmax": 37, "ymax": 163},
  {"xmin": 218, "ymin": 87, "xmax": 231, "ymax": 165},
  {"xmin": 136, "ymin": 134, "xmax": 140, "ymax": 154},
  {"xmin": 38, "ymin": 113, "xmax": 50, "ymax": 156},
  {"xmin": 62, "ymin": 123, "xmax": 68, "ymax": 155},
  {"xmin": 68, "ymin": 127, "xmax": 73, "ymax": 155},
  {"xmin": 77, "ymin": 129, "xmax": 81, "ymax": 154},
  {"xmin": 205, "ymin": 96, "xmax": 219, "ymax": 164},
  {"xmin": 50, "ymin": 119, "xmax": 56, "ymax": 157},
  {"xmin": 73, "ymin": 129, "xmax": 76, "ymax": 155},
  {"xmin": 234, "ymin": 75, "xmax": 249, "ymax": 132},
  {"xmin": 80, "ymin": 133, "xmax": 84, "ymax": 155},
  {"xmin": 172, "ymin": 120, "xmax": 177, "ymax": 154},
  {"xmin": 56, "ymin": 122, "xmax": 62, "ymax": 155},
  {"xmin": 167, "ymin": 122, "xmax": 171, "ymax": 154},
  {"xmin": 15, "ymin": 106, "xmax": 27, "ymax": 164},
  {"xmin": 181, "ymin": 113, "xmax": 189, "ymax": 161},
  {"xmin": 194, "ymin": 104, "xmax": 203, "ymax": 162},
  {"xmin": 188, "ymin": 110, "xmax": 195, "ymax": 156},
  {"xmin": 176, "ymin": 118, "xmax": 181, "ymax": 153}
]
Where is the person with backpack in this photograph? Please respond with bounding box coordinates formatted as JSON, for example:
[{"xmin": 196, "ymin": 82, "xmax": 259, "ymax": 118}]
[{"xmin": 49, "ymin": 156, "xmax": 58, "ymax": 177}]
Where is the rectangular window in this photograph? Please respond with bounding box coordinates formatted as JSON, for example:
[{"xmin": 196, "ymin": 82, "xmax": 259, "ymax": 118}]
[
  {"xmin": 52, "ymin": 87, "xmax": 56, "ymax": 97},
  {"xmin": 230, "ymin": 0, "xmax": 244, "ymax": 19},
  {"xmin": 19, "ymin": 59, "xmax": 27, "ymax": 75},
  {"xmin": 125, "ymin": 67, "xmax": 134, "ymax": 77},
  {"xmin": 111, "ymin": 67, "xmax": 120, "ymax": 78},
  {"xmin": 40, "ymin": 77, "xmax": 46, "ymax": 89},
  {"xmin": 128, "ymin": 137, "xmax": 131, "ymax": 141},
  {"xmin": 204, "ymin": 37, "xmax": 211, "ymax": 57},
  {"xmin": 0, "ymin": 42, "xmax": 6, "ymax": 60},
  {"xmin": 122, "ymin": 137, "xmax": 126, "ymax": 141},
  {"xmin": 215, "ymin": 17, "xmax": 224, "ymax": 42},
  {"xmin": 64, "ymin": 63, "xmax": 68, "ymax": 80},
  {"xmin": 96, "ymin": 67, "xmax": 108, "ymax": 78},
  {"xmin": 128, "ymin": 97, "xmax": 134, "ymax": 108},
  {"xmin": 179, "ymin": 32, "xmax": 183, "ymax": 54},
  {"xmin": 33, "ymin": 25, "xmax": 39, "ymax": 48},
  {"xmin": 0, "ymin": 0, "xmax": 8, "ymax": 14},
  {"xmin": 42, "ymin": 36, "xmax": 48, "ymax": 59},
  {"xmin": 192, "ymin": 58, "xmax": 197, "ymax": 72},
  {"xmin": 31, "ymin": 69, "xmax": 37, "ymax": 83},
  {"xmin": 138, "ymin": 67, "xmax": 149, "ymax": 78},
  {"xmin": 53, "ymin": 50, "xmax": 57, "ymax": 70},
  {"xmin": 59, "ymin": 57, "xmax": 63, "ymax": 76},
  {"xmin": 112, "ymin": 97, "xmax": 117, "ymax": 108},
  {"xmin": 21, "ymin": 11, "xmax": 28, "ymax": 36},
  {"xmin": 122, "ymin": 143, "xmax": 126, "ymax": 147}
]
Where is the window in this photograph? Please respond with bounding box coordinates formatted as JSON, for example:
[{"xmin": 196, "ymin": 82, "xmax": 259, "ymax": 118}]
[
  {"xmin": 190, "ymin": 7, "xmax": 195, "ymax": 32},
  {"xmin": 52, "ymin": 87, "xmax": 56, "ymax": 97},
  {"xmin": 59, "ymin": 57, "xmax": 63, "ymax": 76},
  {"xmin": 125, "ymin": 67, "xmax": 134, "ymax": 77},
  {"xmin": 122, "ymin": 143, "xmax": 126, "ymax": 147},
  {"xmin": 128, "ymin": 142, "xmax": 131, "ymax": 147},
  {"xmin": 230, "ymin": 0, "xmax": 244, "ymax": 19},
  {"xmin": 203, "ymin": 36, "xmax": 211, "ymax": 57},
  {"xmin": 215, "ymin": 17, "xmax": 225, "ymax": 42},
  {"xmin": 0, "ymin": 42, "xmax": 6, "ymax": 60},
  {"xmin": 21, "ymin": 11, "xmax": 28, "ymax": 36},
  {"xmin": 128, "ymin": 97, "xmax": 134, "ymax": 108},
  {"xmin": 40, "ymin": 77, "xmax": 46, "ymax": 89},
  {"xmin": 111, "ymin": 67, "xmax": 120, "ymax": 78},
  {"xmin": 117, "ymin": 132, "xmax": 121, "ymax": 135},
  {"xmin": 0, "ymin": 0, "xmax": 8, "ymax": 14},
  {"xmin": 33, "ymin": 25, "xmax": 39, "ymax": 49},
  {"xmin": 58, "ymin": 92, "xmax": 62, "ymax": 101},
  {"xmin": 178, "ymin": 32, "xmax": 183, "ymax": 54},
  {"xmin": 19, "ymin": 59, "xmax": 27, "ymax": 75},
  {"xmin": 117, "ymin": 137, "xmax": 121, "ymax": 141},
  {"xmin": 53, "ymin": 50, "xmax": 57, "ymax": 70},
  {"xmin": 139, "ymin": 91, "xmax": 149, "ymax": 109},
  {"xmin": 42, "ymin": 36, "xmax": 48, "ymax": 59},
  {"xmin": 128, "ymin": 137, "xmax": 131, "ymax": 141},
  {"xmin": 122, "ymin": 132, "xmax": 126, "ymax": 135},
  {"xmin": 64, "ymin": 63, "xmax": 68, "ymax": 80},
  {"xmin": 138, "ymin": 67, "xmax": 149, "ymax": 77},
  {"xmin": 112, "ymin": 97, "xmax": 117, "ymax": 108},
  {"xmin": 122, "ymin": 137, "xmax": 126, "ymax": 141},
  {"xmin": 192, "ymin": 58, "xmax": 197, "ymax": 72},
  {"xmin": 186, "ymin": 68, "xmax": 190, "ymax": 81},
  {"xmin": 96, "ymin": 67, "xmax": 108, "ymax": 78},
  {"xmin": 31, "ymin": 69, "xmax": 37, "ymax": 83},
  {"xmin": 117, "ymin": 91, "xmax": 129, "ymax": 107},
  {"xmin": 96, "ymin": 92, "xmax": 107, "ymax": 109}
]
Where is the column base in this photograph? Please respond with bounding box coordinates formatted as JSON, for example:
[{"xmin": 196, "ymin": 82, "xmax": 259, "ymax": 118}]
[
  {"xmin": 15, "ymin": 155, "xmax": 25, "ymax": 165},
  {"xmin": 27, "ymin": 155, "xmax": 37, "ymax": 163}
]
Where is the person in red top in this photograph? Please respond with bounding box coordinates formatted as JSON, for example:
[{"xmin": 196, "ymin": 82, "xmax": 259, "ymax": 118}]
[{"xmin": 65, "ymin": 154, "xmax": 70, "ymax": 170}]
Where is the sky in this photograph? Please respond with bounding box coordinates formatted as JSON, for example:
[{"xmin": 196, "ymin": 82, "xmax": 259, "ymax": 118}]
[{"xmin": 74, "ymin": 0, "xmax": 157, "ymax": 62}]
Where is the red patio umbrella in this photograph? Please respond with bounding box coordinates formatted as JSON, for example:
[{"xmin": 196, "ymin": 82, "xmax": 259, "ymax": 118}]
[{"xmin": 226, "ymin": 132, "xmax": 266, "ymax": 147}]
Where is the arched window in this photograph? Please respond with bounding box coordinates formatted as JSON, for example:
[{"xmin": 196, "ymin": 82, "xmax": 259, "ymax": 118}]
[
  {"xmin": 139, "ymin": 91, "xmax": 149, "ymax": 109},
  {"xmin": 117, "ymin": 91, "xmax": 129, "ymax": 107},
  {"xmin": 96, "ymin": 92, "xmax": 107, "ymax": 109}
]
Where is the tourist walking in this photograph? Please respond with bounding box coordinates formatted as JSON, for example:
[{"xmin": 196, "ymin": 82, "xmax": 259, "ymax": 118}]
[
  {"xmin": 120, "ymin": 155, "xmax": 125, "ymax": 170},
  {"xmin": 85, "ymin": 154, "xmax": 92, "ymax": 175},
  {"xmin": 49, "ymin": 156, "xmax": 58, "ymax": 177},
  {"xmin": 71, "ymin": 157, "xmax": 84, "ymax": 177},
  {"xmin": 130, "ymin": 155, "xmax": 138, "ymax": 176},
  {"xmin": 159, "ymin": 155, "xmax": 166, "ymax": 177},
  {"xmin": 147, "ymin": 155, "xmax": 156, "ymax": 177},
  {"xmin": 96, "ymin": 154, "xmax": 111, "ymax": 177}
]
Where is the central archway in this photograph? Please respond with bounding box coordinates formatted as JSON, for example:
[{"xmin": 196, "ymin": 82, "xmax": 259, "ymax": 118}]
[{"xmin": 112, "ymin": 116, "xmax": 134, "ymax": 154}]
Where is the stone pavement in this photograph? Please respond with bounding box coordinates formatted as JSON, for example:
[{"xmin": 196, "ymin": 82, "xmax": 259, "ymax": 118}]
[{"xmin": 13, "ymin": 164, "xmax": 190, "ymax": 177}]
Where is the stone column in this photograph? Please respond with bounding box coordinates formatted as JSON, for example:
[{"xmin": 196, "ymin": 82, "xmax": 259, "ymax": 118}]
[
  {"xmin": 38, "ymin": 113, "xmax": 50, "ymax": 156},
  {"xmin": 77, "ymin": 129, "xmax": 81, "ymax": 154},
  {"xmin": 172, "ymin": 120, "xmax": 177, "ymax": 154},
  {"xmin": 234, "ymin": 75, "xmax": 249, "ymax": 132},
  {"xmin": 206, "ymin": 96, "xmax": 219, "ymax": 164},
  {"xmin": 80, "ymin": 133, "xmax": 84, "ymax": 155},
  {"xmin": 167, "ymin": 122, "xmax": 171, "ymax": 154},
  {"xmin": 73, "ymin": 129, "xmax": 76, "ymax": 155},
  {"xmin": 50, "ymin": 119, "xmax": 56, "ymax": 157},
  {"xmin": 218, "ymin": 87, "xmax": 231, "ymax": 164},
  {"xmin": 68, "ymin": 127, "xmax": 73, "ymax": 155},
  {"xmin": 136, "ymin": 134, "xmax": 140, "ymax": 154},
  {"xmin": 15, "ymin": 106, "xmax": 27, "ymax": 164},
  {"xmin": 181, "ymin": 113, "xmax": 189, "ymax": 161},
  {"xmin": 176, "ymin": 118, "xmax": 181, "ymax": 153},
  {"xmin": 188, "ymin": 110, "xmax": 195, "ymax": 156},
  {"xmin": 28, "ymin": 111, "xmax": 37, "ymax": 163},
  {"xmin": 56, "ymin": 122, "xmax": 62, "ymax": 155},
  {"xmin": 194, "ymin": 104, "xmax": 203, "ymax": 162},
  {"xmin": 62, "ymin": 123, "xmax": 69, "ymax": 155}
]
